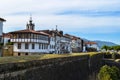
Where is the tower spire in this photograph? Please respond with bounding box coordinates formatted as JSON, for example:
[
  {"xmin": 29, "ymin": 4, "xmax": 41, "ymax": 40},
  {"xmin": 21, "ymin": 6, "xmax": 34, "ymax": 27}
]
[{"xmin": 26, "ymin": 15, "xmax": 35, "ymax": 30}]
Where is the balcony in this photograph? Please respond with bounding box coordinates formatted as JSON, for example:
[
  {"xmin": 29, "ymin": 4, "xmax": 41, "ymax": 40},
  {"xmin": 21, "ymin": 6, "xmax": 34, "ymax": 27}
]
[{"xmin": 10, "ymin": 39, "xmax": 48, "ymax": 43}]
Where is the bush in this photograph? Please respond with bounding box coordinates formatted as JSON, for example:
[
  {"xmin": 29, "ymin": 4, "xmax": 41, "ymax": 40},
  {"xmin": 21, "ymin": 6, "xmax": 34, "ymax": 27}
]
[
  {"xmin": 98, "ymin": 65, "xmax": 120, "ymax": 80},
  {"xmin": 86, "ymin": 47, "xmax": 97, "ymax": 52},
  {"xmin": 6, "ymin": 42, "xmax": 13, "ymax": 45}
]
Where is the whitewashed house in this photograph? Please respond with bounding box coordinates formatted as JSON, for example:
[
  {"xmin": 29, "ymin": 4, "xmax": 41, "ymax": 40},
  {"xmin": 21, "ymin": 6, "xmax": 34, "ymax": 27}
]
[
  {"xmin": 6, "ymin": 17, "xmax": 84, "ymax": 56},
  {"xmin": 64, "ymin": 34, "xmax": 83, "ymax": 53},
  {"xmin": 9, "ymin": 18, "xmax": 73, "ymax": 56},
  {"xmin": 60, "ymin": 35, "xmax": 72, "ymax": 53},
  {"xmin": 37, "ymin": 29, "xmax": 72, "ymax": 54},
  {"xmin": 0, "ymin": 18, "xmax": 6, "ymax": 56},
  {"xmin": 84, "ymin": 41, "xmax": 99, "ymax": 52},
  {"xmin": 10, "ymin": 18, "xmax": 50, "ymax": 56},
  {"xmin": 0, "ymin": 18, "xmax": 6, "ymax": 43}
]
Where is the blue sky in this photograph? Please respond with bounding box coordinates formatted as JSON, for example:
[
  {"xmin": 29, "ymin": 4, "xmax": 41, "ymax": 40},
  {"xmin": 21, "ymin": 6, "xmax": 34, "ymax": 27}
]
[{"xmin": 0, "ymin": 0, "xmax": 120, "ymax": 44}]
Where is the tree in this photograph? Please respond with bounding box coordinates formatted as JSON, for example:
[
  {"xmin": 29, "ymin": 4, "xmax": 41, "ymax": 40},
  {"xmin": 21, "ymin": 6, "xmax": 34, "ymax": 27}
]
[
  {"xmin": 98, "ymin": 65, "xmax": 120, "ymax": 80},
  {"xmin": 101, "ymin": 45, "xmax": 120, "ymax": 51},
  {"xmin": 113, "ymin": 46, "xmax": 120, "ymax": 52},
  {"xmin": 101, "ymin": 45, "xmax": 110, "ymax": 51}
]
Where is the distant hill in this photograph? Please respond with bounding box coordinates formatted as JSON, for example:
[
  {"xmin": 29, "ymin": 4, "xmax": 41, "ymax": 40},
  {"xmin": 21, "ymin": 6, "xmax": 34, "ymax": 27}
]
[
  {"xmin": 82, "ymin": 38, "xmax": 118, "ymax": 48},
  {"xmin": 94, "ymin": 40, "xmax": 118, "ymax": 48}
]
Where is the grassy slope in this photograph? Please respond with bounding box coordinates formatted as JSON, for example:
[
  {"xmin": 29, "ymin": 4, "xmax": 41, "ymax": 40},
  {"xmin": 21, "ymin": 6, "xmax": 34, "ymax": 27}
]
[{"xmin": 0, "ymin": 52, "xmax": 98, "ymax": 64}]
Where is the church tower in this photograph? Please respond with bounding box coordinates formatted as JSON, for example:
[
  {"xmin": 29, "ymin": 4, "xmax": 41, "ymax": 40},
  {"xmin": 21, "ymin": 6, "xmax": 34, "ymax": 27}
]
[{"xmin": 26, "ymin": 16, "xmax": 35, "ymax": 30}]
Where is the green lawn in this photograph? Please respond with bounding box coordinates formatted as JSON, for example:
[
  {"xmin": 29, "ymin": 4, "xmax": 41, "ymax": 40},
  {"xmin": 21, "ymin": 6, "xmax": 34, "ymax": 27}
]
[{"xmin": 0, "ymin": 52, "xmax": 99, "ymax": 64}]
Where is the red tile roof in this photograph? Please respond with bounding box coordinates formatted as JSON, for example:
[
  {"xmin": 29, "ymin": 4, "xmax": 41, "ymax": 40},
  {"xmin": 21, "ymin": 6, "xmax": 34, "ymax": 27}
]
[
  {"xmin": 9, "ymin": 29, "xmax": 49, "ymax": 36},
  {"xmin": 3, "ymin": 33, "xmax": 11, "ymax": 38},
  {"xmin": 85, "ymin": 41, "xmax": 97, "ymax": 45}
]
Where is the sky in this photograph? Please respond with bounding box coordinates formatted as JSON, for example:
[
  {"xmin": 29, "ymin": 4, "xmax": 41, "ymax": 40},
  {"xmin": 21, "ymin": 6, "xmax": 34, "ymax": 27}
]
[{"xmin": 0, "ymin": 0, "xmax": 120, "ymax": 44}]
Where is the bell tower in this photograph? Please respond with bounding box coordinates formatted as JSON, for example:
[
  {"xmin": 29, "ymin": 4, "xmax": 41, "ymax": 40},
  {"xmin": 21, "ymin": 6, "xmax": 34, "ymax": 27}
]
[{"xmin": 26, "ymin": 16, "xmax": 35, "ymax": 30}]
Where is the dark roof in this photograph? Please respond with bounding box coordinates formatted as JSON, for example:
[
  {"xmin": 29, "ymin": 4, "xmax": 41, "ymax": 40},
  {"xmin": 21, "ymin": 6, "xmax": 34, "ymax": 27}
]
[
  {"xmin": 37, "ymin": 30, "xmax": 62, "ymax": 36},
  {"xmin": 9, "ymin": 29, "xmax": 49, "ymax": 36},
  {"xmin": 63, "ymin": 35, "xmax": 72, "ymax": 39},
  {"xmin": 64, "ymin": 34, "xmax": 81, "ymax": 40},
  {"xmin": 0, "ymin": 18, "xmax": 6, "ymax": 21}
]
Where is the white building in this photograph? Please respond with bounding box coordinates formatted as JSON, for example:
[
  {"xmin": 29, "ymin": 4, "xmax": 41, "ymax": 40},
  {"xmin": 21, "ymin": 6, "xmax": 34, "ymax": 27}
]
[
  {"xmin": 64, "ymin": 34, "xmax": 83, "ymax": 53},
  {"xmin": 84, "ymin": 41, "xmax": 99, "ymax": 52},
  {"xmin": 0, "ymin": 18, "xmax": 6, "ymax": 56},
  {"xmin": 0, "ymin": 18, "xmax": 6, "ymax": 43},
  {"xmin": 37, "ymin": 29, "xmax": 72, "ymax": 54},
  {"xmin": 60, "ymin": 35, "xmax": 72, "ymax": 53},
  {"xmin": 10, "ymin": 18, "xmax": 50, "ymax": 56},
  {"xmin": 9, "ymin": 18, "xmax": 73, "ymax": 56}
]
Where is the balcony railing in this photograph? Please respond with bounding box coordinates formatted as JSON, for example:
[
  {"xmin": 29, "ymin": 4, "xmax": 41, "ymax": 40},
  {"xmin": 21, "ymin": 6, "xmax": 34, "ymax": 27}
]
[{"xmin": 10, "ymin": 39, "xmax": 48, "ymax": 43}]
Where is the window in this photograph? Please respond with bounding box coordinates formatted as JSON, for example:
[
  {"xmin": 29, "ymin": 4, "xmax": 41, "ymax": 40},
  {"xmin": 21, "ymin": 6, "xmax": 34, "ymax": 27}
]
[
  {"xmin": 32, "ymin": 43, "xmax": 35, "ymax": 49},
  {"xmin": 18, "ymin": 43, "xmax": 21, "ymax": 49},
  {"xmin": 42, "ymin": 44, "xmax": 44, "ymax": 49},
  {"xmin": 25, "ymin": 43, "xmax": 29, "ymax": 49},
  {"xmin": 31, "ymin": 34, "xmax": 33, "ymax": 39},
  {"xmin": 24, "ymin": 34, "xmax": 28, "ymax": 38},
  {"xmin": 41, "ymin": 44, "xmax": 43, "ymax": 49},
  {"xmin": 18, "ymin": 34, "xmax": 22, "ymax": 38},
  {"xmin": 39, "ymin": 43, "xmax": 41, "ymax": 49},
  {"xmin": 46, "ymin": 44, "xmax": 48, "ymax": 49},
  {"xmin": 25, "ymin": 53, "xmax": 28, "ymax": 55},
  {"xmin": 18, "ymin": 53, "xmax": 21, "ymax": 56},
  {"xmin": 45, "ymin": 44, "xmax": 47, "ymax": 49}
]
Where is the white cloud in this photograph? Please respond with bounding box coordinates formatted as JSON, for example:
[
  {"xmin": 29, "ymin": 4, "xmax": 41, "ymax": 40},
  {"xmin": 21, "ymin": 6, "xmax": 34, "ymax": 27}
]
[{"xmin": 0, "ymin": 0, "xmax": 120, "ymax": 34}]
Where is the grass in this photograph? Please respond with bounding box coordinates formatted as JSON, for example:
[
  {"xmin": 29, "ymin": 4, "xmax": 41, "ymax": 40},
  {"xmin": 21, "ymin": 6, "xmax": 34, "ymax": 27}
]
[{"xmin": 0, "ymin": 52, "xmax": 99, "ymax": 64}]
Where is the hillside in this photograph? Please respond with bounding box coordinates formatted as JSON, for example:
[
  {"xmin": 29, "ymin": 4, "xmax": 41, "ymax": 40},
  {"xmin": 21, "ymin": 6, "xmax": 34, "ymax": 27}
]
[
  {"xmin": 82, "ymin": 38, "xmax": 118, "ymax": 48},
  {"xmin": 94, "ymin": 40, "xmax": 118, "ymax": 48}
]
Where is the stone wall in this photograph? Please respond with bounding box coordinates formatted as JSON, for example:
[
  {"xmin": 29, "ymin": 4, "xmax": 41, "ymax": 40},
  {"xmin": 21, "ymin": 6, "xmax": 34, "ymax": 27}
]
[
  {"xmin": 3, "ymin": 45, "xmax": 13, "ymax": 56},
  {"xmin": 0, "ymin": 53, "xmax": 103, "ymax": 80}
]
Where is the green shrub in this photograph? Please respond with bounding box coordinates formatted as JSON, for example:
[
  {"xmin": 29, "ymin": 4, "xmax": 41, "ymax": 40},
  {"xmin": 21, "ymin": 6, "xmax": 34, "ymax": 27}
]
[
  {"xmin": 6, "ymin": 42, "xmax": 13, "ymax": 45},
  {"xmin": 98, "ymin": 65, "xmax": 120, "ymax": 80}
]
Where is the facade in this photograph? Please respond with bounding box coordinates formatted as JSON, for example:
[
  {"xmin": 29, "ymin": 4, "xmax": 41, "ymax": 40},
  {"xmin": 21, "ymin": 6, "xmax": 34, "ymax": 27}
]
[
  {"xmin": 9, "ymin": 18, "xmax": 72, "ymax": 56},
  {"xmin": 0, "ymin": 18, "xmax": 6, "ymax": 56},
  {"xmin": 3, "ymin": 18, "xmax": 84, "ymax": 56},
  {"xmin": 10, "ymin": 18, "xmax": 50, "ymax": 56},
  {"xmin": 83, "ymin": 41, "xmax": 99, "ymax": 52},
  {"xmin": 64, "ymin": 34, "xmax": 83, "ymax": 53},
  {"xmin": 60, "ymin": 35, "xmax": 72, "ymax": 53},
  {"xmin": 37, "ymin": 29, "xmax": 72, "ymax": 54}
]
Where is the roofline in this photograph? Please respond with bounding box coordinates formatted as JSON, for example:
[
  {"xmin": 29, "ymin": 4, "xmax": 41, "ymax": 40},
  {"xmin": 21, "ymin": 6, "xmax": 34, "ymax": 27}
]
[
  {"xmin": 9, "ymin": 29, "xmax": 50, "ymax": 36},
  {"xmin": 0, "ymin": 18, "xmax": 6, "ymax": 22}
]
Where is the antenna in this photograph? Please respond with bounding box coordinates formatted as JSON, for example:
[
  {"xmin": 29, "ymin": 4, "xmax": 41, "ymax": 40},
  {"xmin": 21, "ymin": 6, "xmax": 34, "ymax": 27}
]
[
  {"xmin": 56, "ymin": 25, "xmax": 58, "ymax": 31},
  {"xmin": 30, "ymin": 14, "xmax": 32, "ymax": 21}
]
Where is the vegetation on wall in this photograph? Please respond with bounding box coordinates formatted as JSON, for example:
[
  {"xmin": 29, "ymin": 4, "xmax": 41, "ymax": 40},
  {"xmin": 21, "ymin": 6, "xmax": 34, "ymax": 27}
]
[
  {"xmin": 6, "ymin": 42, "xmax": 13, "ymax": 45},
  {"xmin": 0, "ymin": 43, "xmax": 3, "ymax": 48},
  {"xmin": 98, "ymin": 65, "xmax": 120, "ymax": 80}
]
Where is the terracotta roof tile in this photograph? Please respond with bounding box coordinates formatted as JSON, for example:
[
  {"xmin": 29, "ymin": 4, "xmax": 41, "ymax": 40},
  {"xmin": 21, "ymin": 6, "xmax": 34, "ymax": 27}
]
[
  {"xmin": 9, "ymin": 29, "xmax": 49, "ymax": 36},
  {"xmin": 85, "ymin": 41, "xmax": 97, "ymax": 45},
  {"xmin": 3, "ymin": 33, "xmax": 11, "ymax": 38}
]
